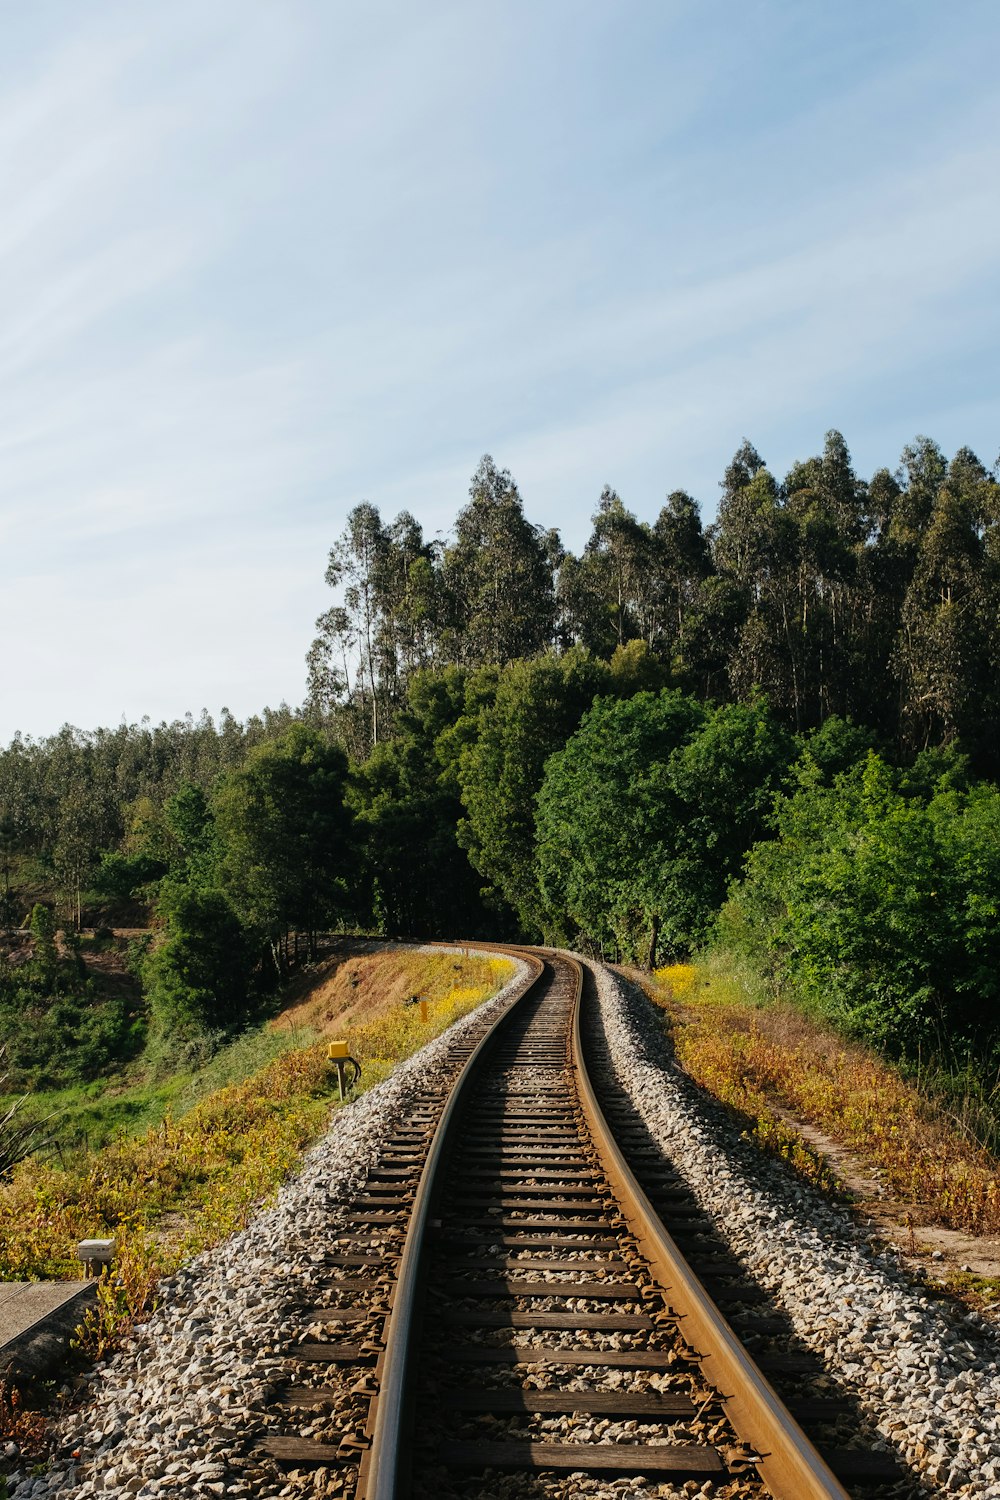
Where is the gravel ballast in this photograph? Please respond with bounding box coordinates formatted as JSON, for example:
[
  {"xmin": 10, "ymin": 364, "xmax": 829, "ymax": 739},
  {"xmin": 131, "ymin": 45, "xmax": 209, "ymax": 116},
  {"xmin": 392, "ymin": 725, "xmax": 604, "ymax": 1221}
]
[
  {"xmin": 587, "ymin": 959, "xmax": 1000, "ymax": 1497},
  {"xmin": 8, "ymin": 953, "xmax": 532, "ymax": 1500},
  {"xmin": 9, "ymin": 950, "xmax": 1000, "ymax": 1498}
]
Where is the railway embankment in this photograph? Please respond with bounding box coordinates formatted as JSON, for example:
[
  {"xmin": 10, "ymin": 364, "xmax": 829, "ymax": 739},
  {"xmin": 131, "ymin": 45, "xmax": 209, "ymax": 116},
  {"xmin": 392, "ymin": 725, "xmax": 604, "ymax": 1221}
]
[
  {"xmin": 588, "ymin": 961, "xmax": 1000, "ymax": 1496},
  {"xmin": 7, "ymin": 958, "xmax": 534, "ymax": 1500},
  {"xmin": 8, "ymin": 951, "xmax": 1000, "ymax": 1499}
]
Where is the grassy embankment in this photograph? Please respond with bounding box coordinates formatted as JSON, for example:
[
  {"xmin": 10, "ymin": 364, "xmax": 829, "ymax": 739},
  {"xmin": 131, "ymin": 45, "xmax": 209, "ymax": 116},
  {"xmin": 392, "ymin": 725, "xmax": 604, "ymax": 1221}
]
[
  {"xmin": 646, "ymin": 958, "xmax": 1000, "ymax": 1240},
  {"xmin": 0, "ymin": 946, "xmax": 513, "ymax": 1360}
]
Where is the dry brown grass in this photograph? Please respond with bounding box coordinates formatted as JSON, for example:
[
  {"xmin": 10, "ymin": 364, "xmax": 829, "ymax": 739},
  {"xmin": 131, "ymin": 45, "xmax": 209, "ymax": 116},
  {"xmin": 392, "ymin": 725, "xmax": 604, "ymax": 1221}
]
[
  {"xmin": 0, "ymin": 945, "xmax": 514, "ymax": 1368},
  {"xmin": 646, "ymin": 962, "xmax": 1000, "ymax": 1235},
  {"xmin": 273, "ymin": 944, "xmax": 504, "ymax": 1038}
]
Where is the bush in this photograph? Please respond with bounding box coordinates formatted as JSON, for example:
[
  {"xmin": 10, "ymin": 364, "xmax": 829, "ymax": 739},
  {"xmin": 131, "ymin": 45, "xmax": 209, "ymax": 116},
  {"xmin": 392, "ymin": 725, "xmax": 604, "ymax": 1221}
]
[
  {"xmin": 721, "ymin": 753, "xmax": 1000, "ymax": 1056},
  {"xmin": 143, "ymin": 882, "xmax": 253, "ymax": 1039}
]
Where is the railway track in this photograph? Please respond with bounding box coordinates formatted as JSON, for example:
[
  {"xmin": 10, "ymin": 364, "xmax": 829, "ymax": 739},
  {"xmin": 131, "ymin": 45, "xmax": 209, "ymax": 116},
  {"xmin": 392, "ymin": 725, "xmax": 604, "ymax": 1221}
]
[{"xmin": 263, "ymin": 950, "xmax": 918, "ymax": 1499}]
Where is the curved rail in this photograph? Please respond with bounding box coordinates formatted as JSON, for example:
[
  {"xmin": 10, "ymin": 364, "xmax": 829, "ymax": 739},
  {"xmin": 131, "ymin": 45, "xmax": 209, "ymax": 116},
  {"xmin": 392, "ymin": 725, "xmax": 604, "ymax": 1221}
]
[
  {"xmin": 361, "ymin": 946, "xmax": 850, "ymax": 1499},
  {"xmin": 361, "ymin": 951, "xmax": 544, "ymax": 1500},
  {"xmin": 569, "ymin": 952, "xmax": 850, "ymax": 1500}
]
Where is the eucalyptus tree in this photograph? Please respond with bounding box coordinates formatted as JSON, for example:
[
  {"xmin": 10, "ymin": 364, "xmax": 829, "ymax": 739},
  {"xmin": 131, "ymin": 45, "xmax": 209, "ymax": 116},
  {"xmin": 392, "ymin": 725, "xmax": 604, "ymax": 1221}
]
[
  {"xmin": 891, "ymin": 436, "xmax": 948, "ymax": 549},
  {"xmin": 896, "ymin": 447, "xmax": 999, "ymax": 755},
  {"xmin": 582, "ymin": 487, "xmax": 654, "ymax": 648},
  {"xmin": 440, "ymin": 455, "xmax": 556, "ymax": 666},
  {"xmin": 309, "ymin": 503, "xmax": 441, "ymax": 753},
  {"xmin": 553, "ymin": 549, "xmax": 614, "ymax": 655},
  {"xmin": 712, "ymin": 460, "xmax": 803, "ymax": 723},
  {"xmin": 321, "ymin": 501, "xmax": 389, "ymax": 746},
  {"xmin": 649, "ymin": 489, "xmax": 712, "ymax": 661},
  {"xmin": 781, "ymin": 429, "xmax": 871, "ymax": 725}
]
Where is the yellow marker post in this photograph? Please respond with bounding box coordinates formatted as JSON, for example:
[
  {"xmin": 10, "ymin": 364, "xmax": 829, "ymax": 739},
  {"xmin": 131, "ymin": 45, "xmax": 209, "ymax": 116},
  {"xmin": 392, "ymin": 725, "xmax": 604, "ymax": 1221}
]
[
  {"xmin": 327, "ymin": 1039, "xmax": 361, "ymax": 1101},
  {"xmin": 419, "ymin": 999, "xmax": 429, "ymax": 1023}
]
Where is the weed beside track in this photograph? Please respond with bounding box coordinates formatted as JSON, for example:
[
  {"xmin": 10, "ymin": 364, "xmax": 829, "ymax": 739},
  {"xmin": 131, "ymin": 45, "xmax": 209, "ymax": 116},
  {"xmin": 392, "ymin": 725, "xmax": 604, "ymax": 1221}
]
[
  {"xmin": 647, "ymin": 960, "xmax": 1000, "ymax": 1237},
  {"xmin": 0, "ymin": 948, "xmax": 513, "ymax": 1363}
]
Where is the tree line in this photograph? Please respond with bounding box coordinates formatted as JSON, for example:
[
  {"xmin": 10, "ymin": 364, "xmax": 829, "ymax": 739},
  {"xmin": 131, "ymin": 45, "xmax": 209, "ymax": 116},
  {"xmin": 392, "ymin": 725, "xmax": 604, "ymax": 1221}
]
[
  {"xmin": 307, "ymin": 434, "xmax": 1000, "ymax": 771},
  {"xmin": 1, "ymin": 428, "xmax": 998, "ymax": 1078}
]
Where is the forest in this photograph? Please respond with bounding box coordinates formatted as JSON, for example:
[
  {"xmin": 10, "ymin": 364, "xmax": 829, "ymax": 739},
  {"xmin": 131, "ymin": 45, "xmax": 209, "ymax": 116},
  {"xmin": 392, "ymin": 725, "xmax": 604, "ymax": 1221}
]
[{"xmin": 1, "ymin": 429, "xmax": 999, "ymax": 1095}]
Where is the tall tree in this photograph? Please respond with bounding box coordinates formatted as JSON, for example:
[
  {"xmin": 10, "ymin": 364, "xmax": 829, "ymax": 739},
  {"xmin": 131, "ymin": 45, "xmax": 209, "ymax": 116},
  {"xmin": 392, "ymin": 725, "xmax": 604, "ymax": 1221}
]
[
  {"xmin": 896, "ymin": 448, "xmax": 999, "ymax": 754},
  {"xmin": 583, "ymin": 488, "xmax": 654, "ymax": 648},
  {"xmin": 321, "ymin": 501, "xmax": 389, "ymax": 746},
  {"xmin": 451, "ymin": 651, "xmax": 613, "ymax": 933},
  {"xmin": 214, "ymin": 724, "xmax": 353, "ymax": 971},
  {"xmin": 712, "ymin": 462, "xmax": 802, "ymax": 722},
  {"xmin": 440, "ymin": 456, "xmax": 556, "ymax": 665},
  {"xmin": 647, "ymin": 489, "xmax": 712, "ymax": 668}
]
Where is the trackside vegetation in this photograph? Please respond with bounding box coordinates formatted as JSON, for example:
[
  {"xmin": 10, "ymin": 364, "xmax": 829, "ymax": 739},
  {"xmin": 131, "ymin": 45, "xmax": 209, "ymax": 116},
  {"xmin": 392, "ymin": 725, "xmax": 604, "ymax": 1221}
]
[
  {"xmin": 0, "ymin": 950, "xmax": 513, "ymax": 1356},
  {"xmin": 648, "ymin": 962, "xmax": 1000, "ymax": 1238},
  {"xmin": 1, "ymin": 431, "xmax": 999, "ymax": 1169}
]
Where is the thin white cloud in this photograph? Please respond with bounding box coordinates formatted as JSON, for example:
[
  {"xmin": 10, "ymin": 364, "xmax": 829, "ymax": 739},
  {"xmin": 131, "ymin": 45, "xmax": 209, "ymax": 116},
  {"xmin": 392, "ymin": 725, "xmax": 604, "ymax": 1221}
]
[{"xmin": 0, "ymin": 1, "xmax": 998, "ymax": 740}]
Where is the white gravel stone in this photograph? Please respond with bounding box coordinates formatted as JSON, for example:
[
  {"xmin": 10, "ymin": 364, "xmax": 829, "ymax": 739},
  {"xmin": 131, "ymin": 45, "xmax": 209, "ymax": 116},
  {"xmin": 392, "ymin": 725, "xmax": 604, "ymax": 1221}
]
[
  {"xmin": 10, "ymin": 950, "xmax": 531, "ymax": 1500},
  {"xmin": 584, "ymin": 957, "xmax": 1000, "ymax": 1497},
  {"xmin": 17, "ymin": 946, "xmax": 1000, "ymax": 1498}
]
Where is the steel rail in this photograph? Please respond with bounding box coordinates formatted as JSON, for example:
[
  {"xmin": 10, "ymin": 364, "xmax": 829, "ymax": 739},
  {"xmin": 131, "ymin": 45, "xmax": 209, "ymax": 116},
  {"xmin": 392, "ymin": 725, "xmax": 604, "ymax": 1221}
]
[
  {"xmin": 568, "ymin": 951, "xmax": 851, "ymax": 1500},
  {"xmin": 359, "ymin": 950, "xmax": 544, "ymax": 1500}
]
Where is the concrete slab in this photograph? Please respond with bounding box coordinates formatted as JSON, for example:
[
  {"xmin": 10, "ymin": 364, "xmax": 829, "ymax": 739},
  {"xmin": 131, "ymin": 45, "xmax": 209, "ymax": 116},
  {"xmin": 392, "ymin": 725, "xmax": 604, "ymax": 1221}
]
[
  {"xmin": 0, "ymin": 1281, "xmax": 97, "ymax": 1382},
  {"xmin": 0, "ymin": 1282, "xmax": 90, "ymax": 1342}
]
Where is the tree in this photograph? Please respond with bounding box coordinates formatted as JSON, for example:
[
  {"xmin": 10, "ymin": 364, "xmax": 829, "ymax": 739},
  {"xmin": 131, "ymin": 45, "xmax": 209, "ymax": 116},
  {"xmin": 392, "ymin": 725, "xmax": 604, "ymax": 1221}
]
[
  {"xmin": 29, "ymin": 903, "xmax": 58, "ymax": 987},
  {"xmin": 320, "ymin": 501, "xmax": 389, "ymax": 747},
  {"xmin": 583, "ymin": 487, "xmax": 654, "ymax": 648},
  {"xmin": 451, "ymin": 652, "xmax": 614, "ymax": 933},
  {"xmin": 535, "ymin": 690, "xmax": 706, "ymax": 964},
  {"xmin": 891, "ymin": 435, "xmax": 948, "ymax": 548},
  {"xmin": 349, "ymin": 668, "xmax": 493, "ymax": 938},
  {"xmin": 721, "ymin": 754, "xmax": 1000, "ymax": 1054},
  {"xmin": 649, "ymin": 490, "xmax": 712, "ymax": 661},
  {"xmin": 666, "ymin": 697, "xmax": 796, "ymax": 931},
  {"xmin": 143, "ymin": 882, "xmax": 252, "ymax": 1037},
  {"xmin": 712, "ymin": 463, "xmax": 803, "ymax": 721},
  {"xmin": 440, "ymin": 456, "xmax": 556, "ymax": 665},
  {"xmin": 896, "ymin": 448, "xmax": 999, "ymax": 755},
  {"xmin": 214, "ymin": 724, "xmax": 353, "ymax": 970},
  {"xmin": 163, "ymin": 781, "xmax": 215, "ymax": 870}
]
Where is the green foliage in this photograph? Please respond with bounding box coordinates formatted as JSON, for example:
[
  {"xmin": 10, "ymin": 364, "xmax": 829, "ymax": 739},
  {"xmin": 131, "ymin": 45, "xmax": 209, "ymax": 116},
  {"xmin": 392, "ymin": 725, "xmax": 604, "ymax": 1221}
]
[
  {"xmin": 142, "ymin": 882, "xmax": 252, "ymax": 1038},
  {"xmin": 0, "ymin": 988, "xmax": 142, "ymax": 1090},
  {"xmin": 92, "ymin": 849, "xmax": 165, "ymax": 909},
  {"xmin": 29, "ymin": 904, "xmax": 57, "ymax": 983},
  {"xmin": 213, "ymin": 724, "xmax": 353, "ymax": 966},
  {"xmin": 163, "ymin": 782, "xmax": 215, "ymax": 870},
  {"xmin": 667, "ymin": 696, "xmax": 797, "ymax": 922},
  {"xmin": 535, "ymin": 692, "xmax": 794, "ymax": 963},
  {"xmin": 0, "ymin": 924, "xmax": 144, "ymax": 1090},
  {"xmin": 536, "ymin": 689, "xmax": 705, "ymax": 960},
  {"xmin": 452, "ymin": 651, "xmax": 615, "ymax": 933},
  {"xmin": 720, "ymin": 753, "xmax": 1000, "ymax": 1053},
  {"xmin": 441, "ymin": 455, "xmax": 556, "ymax": 668},
  {"xmin": 348, "ymin": 668, "xmax": 492, "ymax": 936},
  {"xmin": 797, "ymin": 715, "xmax": 880, "ymax": 783},
  {"xmin": 3, "ymin": 430, "xmax": 1000, "ymax": 1087}
]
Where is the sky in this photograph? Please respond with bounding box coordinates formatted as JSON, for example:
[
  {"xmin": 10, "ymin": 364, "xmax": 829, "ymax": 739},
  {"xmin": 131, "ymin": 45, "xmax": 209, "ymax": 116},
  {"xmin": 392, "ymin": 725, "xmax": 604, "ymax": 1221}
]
[{"xmin": 0, "ymin": 0, "xmax": 998, "ymax": 741}]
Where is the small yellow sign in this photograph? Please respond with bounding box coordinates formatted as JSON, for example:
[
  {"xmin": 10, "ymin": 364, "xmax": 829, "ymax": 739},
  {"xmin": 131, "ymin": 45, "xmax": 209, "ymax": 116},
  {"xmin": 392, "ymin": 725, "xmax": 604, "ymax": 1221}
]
[{"xmin": 327, "ymin": 1039, "xmax": 350, "ymax": 1060}]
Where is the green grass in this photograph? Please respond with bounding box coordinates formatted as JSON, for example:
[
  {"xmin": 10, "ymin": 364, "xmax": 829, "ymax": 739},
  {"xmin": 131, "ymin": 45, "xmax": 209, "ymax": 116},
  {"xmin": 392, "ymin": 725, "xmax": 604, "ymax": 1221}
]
[
  {"xmin": 1, "ymin": 1020, "xmax": 320, "ymax": 1158},
  {"xmin": 0, "ymin": 950, "xmax": 513, "ymax": 1369}
]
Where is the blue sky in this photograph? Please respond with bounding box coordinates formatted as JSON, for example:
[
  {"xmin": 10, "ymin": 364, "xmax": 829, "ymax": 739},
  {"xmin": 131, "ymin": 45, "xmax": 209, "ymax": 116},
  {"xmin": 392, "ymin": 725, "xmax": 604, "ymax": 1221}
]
[{"xmin": 1, "ymin": 0, "xmax": 997, "ymax": 741}]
